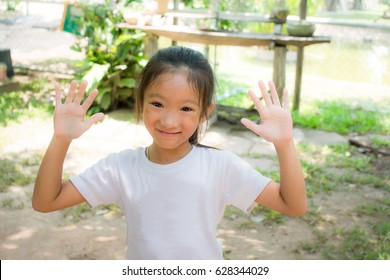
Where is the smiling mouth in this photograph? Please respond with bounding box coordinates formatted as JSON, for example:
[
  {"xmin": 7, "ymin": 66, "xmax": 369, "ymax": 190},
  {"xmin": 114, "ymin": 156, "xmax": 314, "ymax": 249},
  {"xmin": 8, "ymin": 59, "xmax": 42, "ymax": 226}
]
[{"xmin": 157, "ymin": 129, "xmax": 181, "ymax": 136}]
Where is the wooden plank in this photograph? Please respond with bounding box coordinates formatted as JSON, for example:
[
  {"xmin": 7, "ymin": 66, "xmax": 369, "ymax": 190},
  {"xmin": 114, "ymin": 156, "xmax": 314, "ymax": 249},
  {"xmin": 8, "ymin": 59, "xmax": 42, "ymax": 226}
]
[
  {"xmin": 117, "ymin": 24, "xmax": 331, "ymax": 48},
  {"xmin": 165, "ymin": 11, "xmax": 275, "ymax": 22}
]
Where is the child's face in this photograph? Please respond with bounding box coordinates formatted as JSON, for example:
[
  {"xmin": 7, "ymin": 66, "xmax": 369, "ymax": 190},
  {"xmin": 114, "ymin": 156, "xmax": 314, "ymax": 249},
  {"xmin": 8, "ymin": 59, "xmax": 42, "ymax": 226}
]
[{"xmin": 142, "ymin": 72, "xmax": 204, "ymax": 151}]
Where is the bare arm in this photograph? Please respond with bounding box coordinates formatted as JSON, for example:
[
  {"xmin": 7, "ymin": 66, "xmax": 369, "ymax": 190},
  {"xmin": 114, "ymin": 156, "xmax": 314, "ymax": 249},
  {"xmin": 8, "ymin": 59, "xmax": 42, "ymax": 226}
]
[
  {"xmin": 241, "ymin": 81, "xmax": 306, "ymax": 216},
  {"xmin": 32, "ymin": 80, "xmax": 104, "ymax": 213}
]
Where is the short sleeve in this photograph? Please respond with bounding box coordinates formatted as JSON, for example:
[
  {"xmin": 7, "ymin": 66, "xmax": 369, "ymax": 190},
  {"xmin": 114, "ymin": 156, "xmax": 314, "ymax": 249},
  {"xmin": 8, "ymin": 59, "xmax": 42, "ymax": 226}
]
[
  {"xmin": 70, "ymin": 153, "xmax": 121, "ymax": 208},
  {"xmin": 222, "ymin": 152, "xmax": 271, "ymax": 213}
]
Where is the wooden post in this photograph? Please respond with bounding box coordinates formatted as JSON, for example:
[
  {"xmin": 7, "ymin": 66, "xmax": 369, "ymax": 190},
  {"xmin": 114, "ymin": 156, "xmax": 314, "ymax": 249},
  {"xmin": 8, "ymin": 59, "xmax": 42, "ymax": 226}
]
[
  {"xmin": 172, "ymin": 0, "xmax": 179, "ymax": 46},
  {"xmin": 300, "ymin": 0, "xmax": 307, "ymax": 20},
  {"xmin": 273, "ymin": 45, "xmax": 287, "ymax": 101},
  {"xmin": 293, "ymin": 47, "xmax": 304, "ymax": 111},
  {"xmin": 144, "ymin": 34, "xmax": 159, "ymax": 58},
  {"xmin": 293, "ymin": 0, "xmax": 308, "ymax": 111}
]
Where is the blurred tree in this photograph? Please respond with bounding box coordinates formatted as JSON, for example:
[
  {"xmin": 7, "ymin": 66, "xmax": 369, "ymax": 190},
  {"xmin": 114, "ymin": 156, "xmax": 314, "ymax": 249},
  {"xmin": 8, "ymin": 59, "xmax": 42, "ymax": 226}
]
[{"xmin": 351, "ymin": 0, "xmax": 364, "ymax": 10}]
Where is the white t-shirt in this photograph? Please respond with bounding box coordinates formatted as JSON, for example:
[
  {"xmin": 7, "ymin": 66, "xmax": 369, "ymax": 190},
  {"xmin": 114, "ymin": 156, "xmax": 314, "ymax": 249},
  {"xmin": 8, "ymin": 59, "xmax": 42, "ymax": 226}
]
[{"xmin": 70, "ymin": 145, "xmax": 271, "ymax": 259}]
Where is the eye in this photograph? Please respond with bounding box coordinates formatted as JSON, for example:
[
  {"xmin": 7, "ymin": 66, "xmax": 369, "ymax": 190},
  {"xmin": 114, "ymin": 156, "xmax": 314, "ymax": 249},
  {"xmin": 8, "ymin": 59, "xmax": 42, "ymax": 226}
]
[
  {"xmin": 181, "ymin": 107, "xmax": 193, "ymax": 112},
  {"xmin": 151, "ymin": 102, "xmax": 163, "ymax": 108}
]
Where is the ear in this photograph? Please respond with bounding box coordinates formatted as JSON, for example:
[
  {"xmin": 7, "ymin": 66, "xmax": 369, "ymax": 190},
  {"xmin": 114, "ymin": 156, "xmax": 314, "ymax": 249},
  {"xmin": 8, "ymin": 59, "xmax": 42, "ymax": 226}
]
[{"xmin": 200, "ymin": 101, "xmax": 215, "ymax": 123}]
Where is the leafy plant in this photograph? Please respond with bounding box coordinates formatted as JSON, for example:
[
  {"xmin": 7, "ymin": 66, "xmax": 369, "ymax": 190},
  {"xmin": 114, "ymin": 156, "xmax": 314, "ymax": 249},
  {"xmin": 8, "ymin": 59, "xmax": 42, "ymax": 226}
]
[
  {"xmin": 5, "ymin": 0, "xmax": 20, "ymax": 11},
  {"xmin": 72, "ymin": 0, "xmax": 146, "ymax": 112}
]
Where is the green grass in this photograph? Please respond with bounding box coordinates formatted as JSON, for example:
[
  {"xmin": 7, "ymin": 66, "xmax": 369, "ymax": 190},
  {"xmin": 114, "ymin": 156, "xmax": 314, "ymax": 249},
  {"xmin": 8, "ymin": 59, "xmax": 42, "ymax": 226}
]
[
  {"xmin": 60, "ymin": 203, "xmax": 123, "ymax": 224},
  {"xmin": 1, "ymin": 197, "xmax": 25, "ymax": 209},
  {"xmin": 372, "ymin": 135, "xmax": 390, "ymax": 149},
  {"xmin": 0, "ymin": 76, "xmax": 55, "ymax": 126},
  {"xmin": 292, "ymin": 137, "xmax": 389, "ymax": 259},
  {"xmin": 0, "ymin": 152, "xmax": 41, "ymax": 192},
  {"xmin": 298, "ymin": 196, "xmax": 390, "ymax": 260},
  {"xmin": 292, "ymin": 100, "xmax": 390, "ymax": 135},
  {"xmin": 61, "ymin": 203, "xmax": 92, "ymax": 223},
  {"xmin": 355, "ymin": 199, "xmax": 390, "ymax": 218},
  {"xmin": 216, "ymin": 78, "xmax": 252, "ymax": 108},
  {"xmin": 324, "ymin": 227, "xmax": 389, "ymax": 260},
  {"xmin": 216, "ymin": 85, "xmax": 390, "ymax": 135}
]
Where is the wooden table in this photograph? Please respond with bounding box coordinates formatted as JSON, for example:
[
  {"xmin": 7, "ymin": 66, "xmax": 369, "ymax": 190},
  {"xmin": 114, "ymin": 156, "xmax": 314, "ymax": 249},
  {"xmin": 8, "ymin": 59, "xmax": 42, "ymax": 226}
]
[{"xmin": 118, "ymin": 24, "xmax": 331, "ymax": 110}]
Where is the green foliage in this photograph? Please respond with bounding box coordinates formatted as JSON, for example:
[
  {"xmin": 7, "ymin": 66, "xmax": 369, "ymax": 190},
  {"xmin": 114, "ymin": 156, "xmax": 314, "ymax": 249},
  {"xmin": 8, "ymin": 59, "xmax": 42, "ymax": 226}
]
[
  {"xmin": 72, "ymin": 0, "xmax": 146, "ymax": 112},
  {"xmin": 5, "ymin": 0, "xmax": 20, "ymax": 11},
  {"xmin": 0, "ymin": 77, "xmax": 53, "ymax": 126},
  {"xmin": 292, "ymin": 100, "xmax": 390, "ymax": 135}
]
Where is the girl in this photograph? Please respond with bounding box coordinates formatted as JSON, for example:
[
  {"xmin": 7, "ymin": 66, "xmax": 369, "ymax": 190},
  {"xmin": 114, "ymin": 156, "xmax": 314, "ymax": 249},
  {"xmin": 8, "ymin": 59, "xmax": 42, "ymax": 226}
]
[{"xmin": 33, "ymin": 46, "xmax": 306, "ymax": 260}]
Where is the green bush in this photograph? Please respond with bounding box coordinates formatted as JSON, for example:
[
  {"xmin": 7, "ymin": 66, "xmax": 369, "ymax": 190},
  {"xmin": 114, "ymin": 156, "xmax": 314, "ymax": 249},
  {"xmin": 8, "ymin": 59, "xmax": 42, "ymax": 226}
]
[{"xmin": 72, "ymin": 0, "xmax": 146, "ymax": 112}]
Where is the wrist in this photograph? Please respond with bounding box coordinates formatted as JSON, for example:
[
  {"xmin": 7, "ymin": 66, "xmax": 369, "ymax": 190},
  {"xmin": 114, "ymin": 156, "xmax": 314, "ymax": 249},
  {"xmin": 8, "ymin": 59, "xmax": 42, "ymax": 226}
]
[
  {"xmin": 52, "ymin": 134, "xmax": 73, "ymax": 147},
  {"xmin": 273, "ymin": 137, "xmax": 295, "ymax": 151}
]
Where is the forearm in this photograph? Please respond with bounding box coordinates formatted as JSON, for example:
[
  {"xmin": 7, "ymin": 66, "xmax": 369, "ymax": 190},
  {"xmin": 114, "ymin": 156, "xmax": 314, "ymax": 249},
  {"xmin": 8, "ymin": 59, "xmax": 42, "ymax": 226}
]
[
  {"xmin": 274, "ymin": 139, "xmax": 307, "ymax": 216},
  {"xmin": 32, "ymin": 136, "xmax": 71, "ymax": 212}
]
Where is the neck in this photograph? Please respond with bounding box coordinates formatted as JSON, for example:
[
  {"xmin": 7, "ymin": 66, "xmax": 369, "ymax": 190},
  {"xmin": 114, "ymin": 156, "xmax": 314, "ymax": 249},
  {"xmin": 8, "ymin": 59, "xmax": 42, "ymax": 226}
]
[{"xmin": 147, "ymin": 143, "xmax": 192, "ymax": 164}]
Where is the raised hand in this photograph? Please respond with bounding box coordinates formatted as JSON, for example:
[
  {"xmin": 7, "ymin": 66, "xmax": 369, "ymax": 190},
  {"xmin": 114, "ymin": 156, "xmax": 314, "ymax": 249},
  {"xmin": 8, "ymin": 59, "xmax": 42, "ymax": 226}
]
[
  {"xmin": 54, "ymin": 80, "xmax": 104, "ymax": 141},
  {"xmin": 241, "ymin": 81, "xmax": 293, "ymax": 146}
]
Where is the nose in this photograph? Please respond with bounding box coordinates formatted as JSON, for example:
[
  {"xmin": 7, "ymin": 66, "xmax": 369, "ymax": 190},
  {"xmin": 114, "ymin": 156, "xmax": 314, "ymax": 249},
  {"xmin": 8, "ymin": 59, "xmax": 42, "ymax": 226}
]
[{"xmin": 160, "ymin": 110, "xmax": 179, "ymax": 129}]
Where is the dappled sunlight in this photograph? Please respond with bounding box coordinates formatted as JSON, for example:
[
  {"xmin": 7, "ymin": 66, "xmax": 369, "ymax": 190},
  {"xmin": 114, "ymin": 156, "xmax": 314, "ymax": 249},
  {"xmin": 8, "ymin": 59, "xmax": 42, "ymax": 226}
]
[
  {"xmin": 219, "ymin": 227, "xmax": 275, "ymax": 259},
  {"xmin": 7, "ymin": 227, "xmax": 37, "ymax": 241},
  {"xmin": 95, "ymin": 235, "xmax": 118, "ymax": 242},
  {"xmin": 2, "ymin": 228, "xmax": 33, "ymax": 252},
  {"xmin": 2, "ymin": 243, "xmax": 18, "ymax": 250}
]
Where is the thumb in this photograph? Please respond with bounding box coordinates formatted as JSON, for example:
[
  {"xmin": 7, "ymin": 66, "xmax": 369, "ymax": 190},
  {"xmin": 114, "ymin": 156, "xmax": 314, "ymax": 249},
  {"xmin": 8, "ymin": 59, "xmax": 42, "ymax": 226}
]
[
  {"xmin": 241, "ymin": 118, "xmax": 261, "ymax": 135},
  {"xmin": 84, "ymin": 112, "xmax": 105, "ymax": 130}
]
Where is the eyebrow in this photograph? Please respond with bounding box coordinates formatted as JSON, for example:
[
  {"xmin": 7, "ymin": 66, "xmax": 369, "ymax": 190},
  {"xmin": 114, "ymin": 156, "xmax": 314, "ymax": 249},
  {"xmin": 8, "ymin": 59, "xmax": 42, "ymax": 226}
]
[{"xmin": 147, "ymin": 93, "xmax": 200, "ymax": 107}]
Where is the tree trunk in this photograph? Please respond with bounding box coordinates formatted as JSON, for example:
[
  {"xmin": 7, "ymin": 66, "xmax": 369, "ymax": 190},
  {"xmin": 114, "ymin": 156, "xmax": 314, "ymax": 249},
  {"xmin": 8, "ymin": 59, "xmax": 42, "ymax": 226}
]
[{"xmin": 325, "ymin": 0, "xmax": 339, "ymax": 11}]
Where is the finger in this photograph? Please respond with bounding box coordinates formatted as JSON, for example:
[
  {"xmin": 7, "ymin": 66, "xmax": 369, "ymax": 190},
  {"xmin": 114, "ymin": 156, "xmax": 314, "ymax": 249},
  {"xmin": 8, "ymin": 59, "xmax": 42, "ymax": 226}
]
[
  {"xmin": 55, "ymin": 83, "xmax": 62, "ymax": 106},
  {"xmin": 240, "ymin": 118, "xmax": 259, "ymax": 134},
  {"xmin": 258, "ymin": 80, "xmax": 272, "ymax": 107},
  {"xmin": 74, "ymin": 80, "xmax": 88, "ymax": 104},
  {"xmin": 248, "ymin": 89, "xmax": 264, "ymax": 115},
  {"xmin": 84, "ymin": 112, "xmax": 105, "ymax": 130},
  {"xmin": 268, "ymin": 81, "xmax": 281, "ymax": 106},
  {"xmin": 64, "ymin": 80, "xmax": 78, "ymax": 104},
  {"xmin": 81, "ymin": 88, "xmax": 99, "ymax": 111},
  {"xmin": 282, "ymin": 88, "xmax": 290, "ymax": 109}
]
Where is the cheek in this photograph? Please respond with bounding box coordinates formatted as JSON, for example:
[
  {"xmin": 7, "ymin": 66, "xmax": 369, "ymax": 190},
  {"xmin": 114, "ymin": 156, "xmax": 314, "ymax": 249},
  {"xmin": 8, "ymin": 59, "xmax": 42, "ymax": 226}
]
[
  {"xmin": 183, "ymin": 114, "xmax": 202, "ymax": 129},
  {"xmin": 143, "ymin": 107, "xmax": 161, "ymax": 124}
]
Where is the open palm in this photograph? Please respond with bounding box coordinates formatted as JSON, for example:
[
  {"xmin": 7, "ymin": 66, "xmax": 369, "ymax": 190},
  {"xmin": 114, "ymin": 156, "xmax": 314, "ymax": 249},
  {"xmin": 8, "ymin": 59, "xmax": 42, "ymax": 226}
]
[
  {"xmin": 241, "ymin": 81, "xmax": 293, "ymax": 145},
  {"xmin": 54, "ymin": 80, "xmax": 104, "ymax": 140}
]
